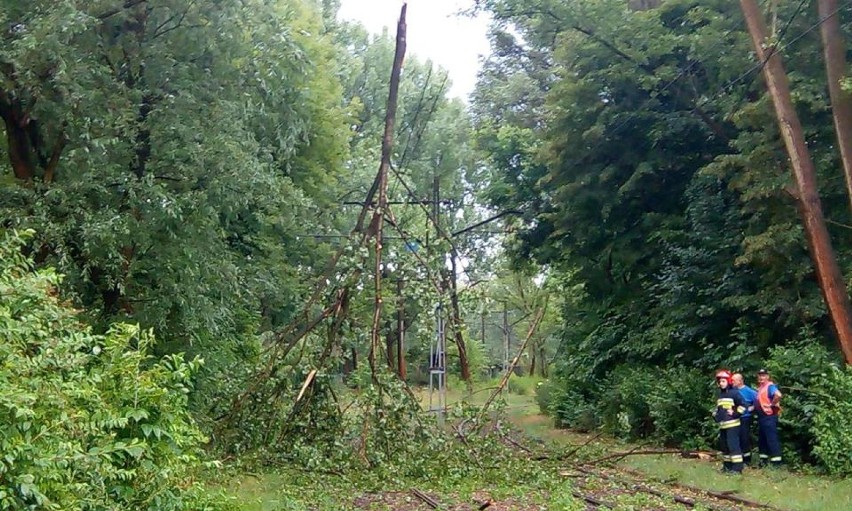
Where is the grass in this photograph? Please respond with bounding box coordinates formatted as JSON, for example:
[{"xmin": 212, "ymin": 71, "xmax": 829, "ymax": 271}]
[
  {"xmin": 621, "ymin": 455, "xmax": 852, "ymax": 511},
  {"xmin": 224, "ymin": 471, "xmax": 360, "ymax": 511}
]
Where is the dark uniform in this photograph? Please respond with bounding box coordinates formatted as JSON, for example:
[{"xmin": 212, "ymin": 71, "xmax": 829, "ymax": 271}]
[
  {"xmin": 715, "ymin": 371, "xmax": 745, "ymax": 473},
  {"xmin": 736, "ymin": 382, "xmax": 758, "ymax": 464},
  {"xmin": 756, "ymin": 369, "xmax": 783, "ymax": 467}
]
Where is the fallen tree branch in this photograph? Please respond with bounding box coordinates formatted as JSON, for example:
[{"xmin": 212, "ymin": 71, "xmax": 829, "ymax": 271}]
[
  {"xmin": 454, "ymin": 422, "xmax": 484, "ymax": 469},
  {"xmin": 534, "ymin": 431, "xmax": 605, "ymax": 461},
  {"xmin": 619, "ymin": 466, "xmax": 793, "ymax": 511},
  {"xmin": 411, "ymin": 488, "xmax": 440, "ymax": 509},
  {"xmin": 295, "ymin": 369, "xmax": 317, "ymax": 403},
  {"xmin": 368, "ymin": 2, "xmax": 407, "ymax": 381},
  {"xmin": 572, "ymin": 491, "xmax": 613, "ymax": 509},
  {"xmin": 500, "ymin": 432, "xmax": 534, "ymax": 454},
  {"xmin": 475, "ymin": 497, "xmax": 493, "ymax": 510},
  {"xmin": 575, "ymin": 467, "xmax": 703, "ymax": 509},
  {"xmin": 218, "ymin": 4, "xmax": 410, "ymax": 435},
  {"xmin": 474, "ymin": 308, "xmax": 545, "ymax": 426},
  {"xmin": 583, "ymin": 447, "xmax": 688, "ymax": 466}
]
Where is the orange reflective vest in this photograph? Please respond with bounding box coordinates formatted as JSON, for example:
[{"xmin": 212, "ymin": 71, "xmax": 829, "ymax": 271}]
[{"xmin": 757, "ymin": 381, "xmax": 781, "ymax": 416}]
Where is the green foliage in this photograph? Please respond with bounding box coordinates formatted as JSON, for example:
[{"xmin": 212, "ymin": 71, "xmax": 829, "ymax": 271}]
[
  {"xmin": 811, "ymin": 367, "xmax": 852, "ymax": 476},
  {"xmin": 474, "ymin": 0, "xmax": 852, "ymax": 473},
  {"xmin": 761, "ymin": 339, "xmax": 852, "ymax": 475},
  {"xmin": 0, "ymin": 0, "xmax": 350, "ymax": 384},
  {"xmin": 0, "ymin": 231, "xmax": 226, "ymax": 510},
  {"xmin": 544, "ymin": 365, "xmax": 714, "ymax": 448}
]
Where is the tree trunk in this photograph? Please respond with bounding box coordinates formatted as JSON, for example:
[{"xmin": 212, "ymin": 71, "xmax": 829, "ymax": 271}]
[
  {"xmin": 741, "ymin": 0, "xmax": 852, "ymax": 364},
  {"xmin": 448, "ymin": 249, "xmax": 472, "ymax": 382},
  {"xmin": 368, "ymin": 3, "xmax": 406, "ymax": 379},
  {"xmin": 529, "ymin": 346, "xmax": 537, "ymax": 377},
  {"xmin": 818, "ymin": 0, "xmax": 852, "ymax": 212}
]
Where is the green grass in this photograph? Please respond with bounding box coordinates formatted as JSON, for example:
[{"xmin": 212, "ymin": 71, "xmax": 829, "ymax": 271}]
[
  {"xmin": 621, "ymin": 455, "xmax": 852, "ymax": 511},
  {"xmin": 224, "ymin": 471, "xmax": 363, "ymax": 511}
]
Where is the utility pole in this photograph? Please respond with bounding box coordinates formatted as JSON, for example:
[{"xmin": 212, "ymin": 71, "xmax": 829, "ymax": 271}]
[
  {"xmin": 740, "ymin": 0, "xmax": 852, "ymax": 364},
  {"xmin": 817, "ymin": 0, "xmax": 852, "ymax": 212}
]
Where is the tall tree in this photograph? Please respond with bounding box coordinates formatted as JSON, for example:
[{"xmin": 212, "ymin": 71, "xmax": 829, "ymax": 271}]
[
  {"xmin": 817, "ymin": 0, "xmax": 852, "ymax": 212},
  {"xmin": 0, "ymin": 0, "xmax": 352, "ymax": 401},
  {"xmin": 741, "ymin": 0, "xmax": 852, "ymax": 364}
]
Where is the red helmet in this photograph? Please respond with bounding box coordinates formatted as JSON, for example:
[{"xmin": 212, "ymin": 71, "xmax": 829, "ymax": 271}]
[{"xmin": 715, "ymin": 370, "xmax": 732, "ymax": 385}]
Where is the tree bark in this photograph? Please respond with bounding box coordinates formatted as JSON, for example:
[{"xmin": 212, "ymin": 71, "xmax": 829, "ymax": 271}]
[
  {"xmin": 1, "ymin": 91, "xmax": 36, "ymax": 181},
  {"xmin": 448, "ymin": 247, "xmax": 472, "ymax": 382},
  {"xmin": 368, "ymin": 3, "xmax": 406, "ymax": 379},
  {"xmin": 741, "ymin": 0, "xmax": 852, "ymax": 364},
  {"xmin": 818, "ymin": 0, "xmax": 852, "ymax": 212},
  {"xmin": 529, "ymin": 347, "xmax": 536, "ymax": 377}
]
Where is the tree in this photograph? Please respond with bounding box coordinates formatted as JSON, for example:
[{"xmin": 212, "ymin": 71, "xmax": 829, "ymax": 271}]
[
  {"xmin": 0, "ymin": 230, "xmax": 219, "ymax": 510},
  {"xmin": 740, "ymin": 0, "xmax": 852, "ymax": 364},
  {"xmin": 817, "ymin": 0, "xmax": 852, "ymax": 213},
  {"xmin": 0, "ymin": 0, "xmax": 351, "ymax": 382}
]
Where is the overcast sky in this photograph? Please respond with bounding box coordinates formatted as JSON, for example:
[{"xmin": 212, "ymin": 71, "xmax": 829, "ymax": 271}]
[{"xmin": 337, "ymin": 0, "xmax": 491, "ymax": 101}]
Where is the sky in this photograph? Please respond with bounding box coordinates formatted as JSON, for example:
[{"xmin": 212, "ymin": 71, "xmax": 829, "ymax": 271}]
[{"xmin": 336, "ymin": 0, "xmax": 491, "ymax": 101}]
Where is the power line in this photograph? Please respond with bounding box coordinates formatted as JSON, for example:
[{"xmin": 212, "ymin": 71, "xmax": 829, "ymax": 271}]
[{"xmin": 589, "ymin": 0, "xmax": 849, "ymax": 151}]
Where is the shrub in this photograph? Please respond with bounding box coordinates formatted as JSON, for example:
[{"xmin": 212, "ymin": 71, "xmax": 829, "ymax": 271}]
[
  {"xmin": 762, "ymin": 340, "xmax": 840, "ymax": 467},
  {"xmin": 507, "ymin": 375, "xmax": 543, "ymax": 396},
  {"xmin": 538, "ymin": 376, "xmax": 600, "ymax": 432},
  {"xmin": 645, "ymin": 367, "xmax": 715, "ymax": 448},
  {"xmin": 806, "ymin": 367, "xmax": 852, "ymax": 476},
  {"xmin": 599, "ymin": 366, "xmax": 656, "ymax": 439},
  {"xmin": 0, "ymin": 231, "xmax": 226, "ymax": 510},
  {"xmin": 562, "ymin": 365, "xmax": 714, "ymax": 447}
]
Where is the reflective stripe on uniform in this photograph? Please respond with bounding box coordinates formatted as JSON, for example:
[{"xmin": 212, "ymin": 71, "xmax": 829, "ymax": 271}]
[
  {"xmin": 759, "ymin": 454, "xmax": 769, "ymax": 459},
  {"xmin": 719, "ymin": 419, "xmax": 741, "ymax": 429},
  {"xmin": 770, "ymin": 457, "xmax": 782, "ymax": 462},
  {"xmin": 736, "ymin": 406, "xmax": 746, "ymax": 414},
  {"xmin": 717, "ymin": 398, "xmax": 735, "ymax": 409},
  {"xmin": 730, "ymin": 455, "xmax": 744, "ymax": 463}
]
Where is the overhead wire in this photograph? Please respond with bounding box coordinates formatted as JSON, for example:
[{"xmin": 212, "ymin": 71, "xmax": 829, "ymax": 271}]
[{"xmin": 592, "ymin": 0, "xmax": 821, "ymax": 149}]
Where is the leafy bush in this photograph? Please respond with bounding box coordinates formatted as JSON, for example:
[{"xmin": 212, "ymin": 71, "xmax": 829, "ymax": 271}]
[
  {"xmin": 810, "ymin": 366, "xmax": 852, "ymax": 475},
  {"xmin": 546, "ymin": 364, "xmax": 714, "ymax": 447},
  {"xmin": 762, "ymin": 339, "xmax": 839, "ymax": 467},
  {"xmin": 0, "ymin": 231, "xmax": 226, "ymax": 510},
  {"xmin": 534, "ymin": 378, "xmax": 556, "ymax": 414},
  {"xmin": 645, "ymin": 367, "xmax": 716, "ymax": 448},
  {"xmin": 537, "ymin": 376, "xmax": 600, "ymax": 432},
  {"xmin": 507, "ymin": 375, "xmax": 543, "ymax": 396},
  {"xmin": 599, "ymin": 367, "xmax": 656, "ymax": 439}
]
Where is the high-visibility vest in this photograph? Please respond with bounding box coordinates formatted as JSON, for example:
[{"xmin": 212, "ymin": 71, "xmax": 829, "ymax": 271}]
[{"xmin": 757, "ymin": 381, "xmax": 780, "ymax": 416}]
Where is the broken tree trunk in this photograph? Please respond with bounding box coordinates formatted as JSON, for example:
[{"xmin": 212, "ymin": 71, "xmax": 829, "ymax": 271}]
[
  {"xmin": 740, "ymin": 0, "xmax": 852, "ymax": 364},
  {"xmin": 475, "ymin": 308, "xmax": 545, "ymax": 425},
  {"xmin": 368, "ymin": 3, "xmax": 406, "ymax": 379}
]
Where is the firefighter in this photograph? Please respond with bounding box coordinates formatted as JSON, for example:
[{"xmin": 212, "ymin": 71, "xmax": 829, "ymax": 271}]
[
  {"xmin": 714, "ymin": 370, "xmax": 745, "ymax": 473},
  {"xmin": 732, "ymin": 373, "xmax": 757, "ymax": 465},
  {"xmin": 756, "ymin": 368, "xmax": 783, "ymax": 467}
]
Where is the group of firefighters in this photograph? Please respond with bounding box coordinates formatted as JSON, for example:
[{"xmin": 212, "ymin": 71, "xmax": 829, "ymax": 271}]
[{"xmin": 714, "ymin": 369, "xmax": 783, "ymax": 474}]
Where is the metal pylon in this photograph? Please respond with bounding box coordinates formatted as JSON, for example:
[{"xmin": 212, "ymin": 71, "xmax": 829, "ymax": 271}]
[{"xmin": 428, "ymin": 302, "xmax": 446, "ymax": 425}]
